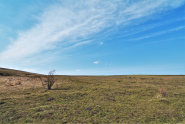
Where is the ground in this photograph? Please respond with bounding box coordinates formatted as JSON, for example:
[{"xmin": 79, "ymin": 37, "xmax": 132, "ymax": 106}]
[{"xmin": 0, "ymin": 75, "xmax": 185, "ymax": 123}]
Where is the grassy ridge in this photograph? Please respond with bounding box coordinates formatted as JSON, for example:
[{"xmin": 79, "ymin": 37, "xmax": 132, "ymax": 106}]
[
  {"xmin": 0, "ymin": 75, "xmax": 185, "ymax": 123},
  {"xmin": 0, "ymin": 68, "xmax": 40, "ymax": 76}
]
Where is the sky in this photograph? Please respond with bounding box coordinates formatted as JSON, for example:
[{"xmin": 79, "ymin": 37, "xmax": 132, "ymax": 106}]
[{"xmin": 0, "ymin": 0, "xmax": 185, "ymax": 75}]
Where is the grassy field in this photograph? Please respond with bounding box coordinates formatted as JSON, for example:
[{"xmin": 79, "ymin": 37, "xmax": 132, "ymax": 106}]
[{"xmin": 0, "ymin": 74, "xmax": 185, "ymax": 123}]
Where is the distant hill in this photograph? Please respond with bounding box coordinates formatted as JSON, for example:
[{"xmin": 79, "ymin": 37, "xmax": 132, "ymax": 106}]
[{"xmin": 0, "ymin": 67, "xmax": 40, "ymax": 76}]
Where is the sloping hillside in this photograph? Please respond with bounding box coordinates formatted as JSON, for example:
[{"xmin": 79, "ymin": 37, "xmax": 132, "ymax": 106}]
[
  {"xmin": 0, "ymin": 67, "xmax": 40, "ymax": 76},
  {"xmin": 0, "ymin": 68, "xmax": 44, "ymax": 93}
]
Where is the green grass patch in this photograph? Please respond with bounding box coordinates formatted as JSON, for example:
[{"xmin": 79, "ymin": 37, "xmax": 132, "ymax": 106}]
[{"xmin": 0, "ymin": 75, "xmax": 185, "ymax": 123}]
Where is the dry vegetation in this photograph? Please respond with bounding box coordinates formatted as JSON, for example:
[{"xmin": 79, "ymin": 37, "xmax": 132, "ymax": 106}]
[
  {"xmin": 0, "ymin": 69, "xmax": 185, "ymax": 123},
  {"xmin": 0, "ymin": 76, "xmax": 43, "ymax": 93}
]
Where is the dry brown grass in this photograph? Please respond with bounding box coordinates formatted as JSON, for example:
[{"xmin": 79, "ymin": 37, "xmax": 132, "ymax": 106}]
[{"xmin": 0, "ymin": 76, "xmax": 43, "ymax": 93}]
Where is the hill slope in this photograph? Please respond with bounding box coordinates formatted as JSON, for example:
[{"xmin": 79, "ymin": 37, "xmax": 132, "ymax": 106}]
[{"xmin": 0, "ymin": 67, "xmax": 40, "ymax": 76}]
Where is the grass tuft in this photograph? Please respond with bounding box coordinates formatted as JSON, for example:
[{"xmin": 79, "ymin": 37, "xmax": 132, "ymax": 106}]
[{"xmin": 159, "ymin": 87, "xmax": 168, "ymax": 97}]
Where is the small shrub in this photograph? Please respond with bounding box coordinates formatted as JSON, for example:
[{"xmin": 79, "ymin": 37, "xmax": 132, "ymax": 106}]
[
  {"xmin": 30, "ymin": 70, "xmax": 56, "ymax": 90},
  {"xmin": 159, "ymin": 88, "xmax": 167, "ymax": 97},
  {"xmin": 46, "ymin": 70, "xmax": 56, "ymax": 90}
]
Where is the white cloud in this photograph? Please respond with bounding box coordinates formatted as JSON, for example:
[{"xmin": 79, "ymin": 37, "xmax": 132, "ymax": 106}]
[
  {"xmin": 75, "ymin": 69, "xmax": 81, "ymax": 72},
  {"xmin": 99, "ymin": 42, "xmax": 104, "ymax": 45},
  {"xmin": 94, "ymin": 61, "xmax": 99, "ymax": 64},
  {"xmin": 1, "ymin": 0, "xmax": 185, "ymax": 66}
]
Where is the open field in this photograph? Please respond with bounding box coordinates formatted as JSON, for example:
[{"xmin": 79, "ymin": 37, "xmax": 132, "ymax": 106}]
[{"xmin": 0, "ymin": 73, "xmax": 185, "ymax": 123}]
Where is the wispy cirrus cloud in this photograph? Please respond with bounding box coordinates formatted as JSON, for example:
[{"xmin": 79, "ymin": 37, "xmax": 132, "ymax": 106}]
[
  {"xmin": 127, "ymin": 26, "xmax": 185, "ymax": 41},
  {"xmin": 1, "ymin": 0, "xmax": 185, "ymax": 66},
  {"xmin": 114, "ymin": 17, "xmax": 185, "ymax": 40}
]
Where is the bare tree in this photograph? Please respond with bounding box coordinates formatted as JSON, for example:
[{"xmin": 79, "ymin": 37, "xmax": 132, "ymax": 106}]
[
  {"xmin": 46, "ymin": 70, "xmax": 56, "ymax": 90},
  {"xmin": 28, "ymin": 70, "xmax": 56, "ymax": 90}
]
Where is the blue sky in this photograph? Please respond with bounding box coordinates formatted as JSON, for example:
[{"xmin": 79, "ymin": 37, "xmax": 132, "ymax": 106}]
[{"xmin": 0, "ymin": 0, "xmax": 185, "ymax": 75}]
